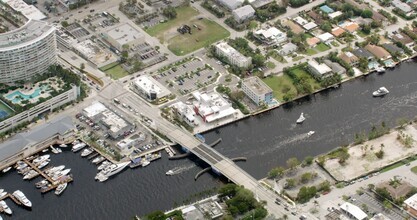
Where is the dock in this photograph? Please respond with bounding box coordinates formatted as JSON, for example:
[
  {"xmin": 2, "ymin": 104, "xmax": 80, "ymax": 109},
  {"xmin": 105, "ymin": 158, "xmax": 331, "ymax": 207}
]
[
  {"xmin": 23, "ymin": 158, "xmax": 54, "ymax": 183},
  {"xmin": 40, "ymin": 175, "xmax": 73, "ymax": 194},
  {"xmin": 130, "ymin": 152, "xmax": 162, "ymax": 168},
  {"xmin": 0, "ymin": 193, "xmax": 22, "ymax": 206},
  {"xmin": 87, "ymin": 152, "xmax": 99, "ymax": 160}
]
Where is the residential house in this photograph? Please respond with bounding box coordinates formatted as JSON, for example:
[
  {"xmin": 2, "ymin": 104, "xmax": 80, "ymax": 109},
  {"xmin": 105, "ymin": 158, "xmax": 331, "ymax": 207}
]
[
  {"xmin": 283, "ymin": 20, "xmax": 304, "ymax": 34},
  {"xmin": 364, "ymin": 44, "xmax": 392, "ymax": 60},
  {"xmin": 392, "ymin": 0, "xmax": 413, "ymax": 16},
  {"xmin": 392, "ymin": 32, "xmax": 414, "ymax": 48},
  {"xmin": 317, "ymin": 32, "xmax": 334, "ymax": 44},
  {"xmin": 307, "ymin": 60, "xmax": 333, "ymax": 78},
  {"xmin": 293, "ymin": 16, "xmax": 317, "ymax": 30},
  {"xmin": 340, "ymin": 21, "xmax": 360, "ymax": 33},
  {"xmin": 232, "ymin": 5, "xmax": 255, "ymax": 23},
  {"xmin": 217, "ymin": 0, "xmax": 243, "ymax": 10},
  {"xmin": 382, "ymin": 43, "xmax": 405, "ymax": 55},
  {"xmin": 306, "ymin": 37, "xmax": 320, "ymax": 48},
  {"xmin": 278, "ymin": 43, "xmax": 297, "ymax": 56},
  {"xmin": 331, "ymin": 27, "xmax": 345, "ymax": 37},
  {"xmin": 254, "ymin": 27, "xmax": 287, "ymax": 45},
  {"xmin": 320, "ymin": 5, "xmax": 334, "ymax": 14},
  {"xmin": 324, "ymin": 59, "xmax": 346, "ymax": 75},
  {"xmin": 339, "ymin": 52, "xmax": 359, "ymax": 66},
  {"xmin": 352, "ymin": 17, "xmax": 373, "ymax": 26},
  {"xmin": 307, "ymin": 11, "xmax": 324, "ymax": 25},
  {"xmin": 352, "ymin": 48, "xmax": 375, "ymax": 61},
  {"xmin": 328, "ymin": 11, "xmax": 343, "ymax": 19}
]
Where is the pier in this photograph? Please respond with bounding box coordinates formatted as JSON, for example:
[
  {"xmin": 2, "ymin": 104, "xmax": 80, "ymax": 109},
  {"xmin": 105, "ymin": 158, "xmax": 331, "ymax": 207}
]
[{"xmin": 23, "ymin": 159, "xmax": 54, "ymax": 183}]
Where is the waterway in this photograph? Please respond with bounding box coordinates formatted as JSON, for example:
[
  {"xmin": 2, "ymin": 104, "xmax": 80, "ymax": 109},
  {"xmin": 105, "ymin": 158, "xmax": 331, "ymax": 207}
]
[{"xmin": 1, "ymin": 61, "xmax": 417, "ymax": 219}]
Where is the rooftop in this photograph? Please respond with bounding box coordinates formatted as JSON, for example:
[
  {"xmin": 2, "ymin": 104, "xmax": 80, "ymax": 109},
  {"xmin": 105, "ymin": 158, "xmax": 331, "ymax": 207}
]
[
  {"xmin": 232, "ymin": 5, "xmax": 255, "ymax": 18},
  {"xmin": 331, "ymin": 27, "xmax": 346, "ymax": 37},
  {"xmin": 364, "ymin": 44, "xmax": 391, "ymax": 60},
  {"xmin": 405, "ymin": 193, "xmax": 417, "ymax": 211},
  {"xmin": 306, "ymin": 37, "xmax": 320, "ymax": 46},
  {"xmin": 192, "ymin": 91, "xmax": 236, "ymax": 123},
  {"xmin": 340, "ymin": 22, "xmax": 359, "ymax": 33},
  {"xmin": 329, "ymin": 11, "xmax": 343, "ymax": 19},
  {"xmin": 340, "ymin": 202, "xmax": 368, "ymax": 220},
  {"xmin": 243, "ymin": 76, "xmax": 273, "ymax": 95},
  {"xmin": 352, "ymin": 47, "xmax": 374, "ymax": 59},
  {"xmin": 320, "ymin": 5, "xmax": 334, "ymax": 14},
  {"xmin": 308, "ymin": 60, "xmax": 332, "ymax": 74},
  {"xmin": 134, "ymin": 75, "xmax": 171, "ymax": 98},
  {"xmin": 318, "ymin": 32, "xmax": 334, "ymax": 42},
  {"xmin": 83, "ymin": 102, "xmax": 107, "ymax": 118},
  {"xmin": 105, "ymin": 23, "xmax": 143, "ymax": 46},
  {"xmin": 0, "ymin": 19, "xmax": 55, "ymax": 50},
  {"xmin": 215, "ymin": 42, "xmax": 251, "ymax": 63},
  {"xmin": 303, "ymin": 21, "xmax": 318, "ymax": 30},
  {"xmin": 254, "ymin": 27, "xmax": 285, "ymax": 39},
  {"xmin": 392, "ymin": 0, "xmax": 412, "ymax": 13},
  {"xmin": 3, "ymin": 0, "xmax": 46, "ymax": 20},
  {"xmin": 0, "ymin": 116, "xmax": 74, "ymax": 162}
]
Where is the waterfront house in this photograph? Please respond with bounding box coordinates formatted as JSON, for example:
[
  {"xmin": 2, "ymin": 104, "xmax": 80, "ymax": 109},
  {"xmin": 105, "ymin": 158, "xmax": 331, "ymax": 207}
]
[
  {"xmin": 320, "ymin": 5, "xmax": 334, "ymax": 14},
  {"xmin": 382, "ymin": 43, "xmax": 405, "ymax": 55},
  {"xmin": 324, "ymin": 60, "xmax": 346, "ymax": 75},
  {"xmin": 391, "ymin": 32, "xmax": 414, "ymax": 48},
  {"xmin": 307, "ymin": 60, "xmax": 333, "ymax": 79},
  {"xmin": 364, "ymin": 44, "xmax": 392, "ymax": 61},
  {"xmin": 278, "ymin": 43, "xmax": 297, "ymax": 56},
  {"xmin": 339, "ymin": 52, "xmax": 359, "ymax": 66},
  {"xmin": 352, "ymin": 48, "xmax": 375, "ymax": 61}
]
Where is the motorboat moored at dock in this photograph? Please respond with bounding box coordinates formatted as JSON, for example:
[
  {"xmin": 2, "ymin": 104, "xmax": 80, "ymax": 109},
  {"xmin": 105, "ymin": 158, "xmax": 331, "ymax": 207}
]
[
  {"xmin": 2, "ymin": 167, "xmax": 11, "ymax": 173},
  {"xmin": 55, "ymin": 183, "xmax": 67, "ymax": 196},
  {"xmin": 81, "ymin": 148, "xmax": 94, "ymax": 157},
  {"xmin": 92, "ymin": 156, "xmax": 105, "ymax": 164},
  {"xmin": 12, "ymin": 190, "xmax": 32, "ymax": 208},
  {"xmin": 72, "ymin": 143, "xmax": 87, "ymax": 152},
  {"xmin": 0, "ymin": 200, "xmax": 12, "ymax": 215},
  {"xmin": 95, "ymin": 162, "xmax": 130, "ymax": 182},
  {"xmin": 33, "ymin": 155, "xmax": 50, "ymax": 164},
  {"xmin": 59, "ymin": 144, "xmax": 68, "ymax": 148}
]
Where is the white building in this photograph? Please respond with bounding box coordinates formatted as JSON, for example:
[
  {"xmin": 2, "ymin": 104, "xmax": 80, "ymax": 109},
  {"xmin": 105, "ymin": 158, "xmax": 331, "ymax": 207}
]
[
  {"xmin": 404, "ymin": 193, "xmax": 417, "ymax": 216},
  {"xmin": 171, "ymin": 102, "xmax": 197, "ymax": 126},
  {"xmin": 116, "ymin": 133, "xmax": 145, "ymax": 151},
  {"xmin": 329, "ymin": 11, "xmax": 343, "ymax": 19},
  {"xmin": 217, "ymin": 0, "xmax": 244, "ymax": 10},
  {"xmin": 215, "ymin": 42, "xmax": 252, "ymax": 68},
  {"xmin": 132, "ymin": 75, "xmax": 171, "ymax": 101},
  {"xmin": 241, "ymin": 76, "xmax": 273, "ymax": 106},
  {"xmin": 232, "ymin": 5, "xmax": 255, "ymax": 23},
  {"xmin": 307, "ymin": 60, "xmax": 333, "ymax": 79},
  {"xmin": 254, "ymin": 27, "xmax": 287, "ymax": 45},
  {"xmin": 3, "ymin": 0, "xmax": 46, "ymax": 20},
  {"xmin": 278, "ymin": 43, "xmax": 297, "ymax": 56},
  {"xmin": 392, "ymin": 0, "xmax": 413, "ymax": 15},
  {"xmin": 103, "ymin": 23, "xmax": 145, "ymax": 51},
  {"xmin": 317, "ymin": 32, "xmax": 334, "ymax": 44},
  {"xmin": 192, "ymin": 91, "xmax": 236, "ymax": 123},
  {"xmin": 0, "ymin": 19, "xmax": 57, "ymax": 84},
  {"xmin": 339, "ymin": 202, "xmax": 367, "ymax": 220}
]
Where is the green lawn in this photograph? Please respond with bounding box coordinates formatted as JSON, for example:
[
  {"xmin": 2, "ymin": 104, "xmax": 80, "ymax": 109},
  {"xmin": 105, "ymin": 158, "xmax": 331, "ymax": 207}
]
[
  {"xmin": 315, "ymin": 43, "xmax": 331, "ymax": 52},
  {"xmin": 303, "ymin": 33, "xmax": 314, "ymax": 39},
  {"xmin": 412, "ymin": 166, "xmax": 417, "ymax": 174},
  {"xmin": 292, "ymin": 68, "xmax": 321, "ymax": 90},
  {"xmin": 248, "ymin": 20, "xmax": 258, "ymax": 30},
  {"xmin": 262, "ymin": 75, "xmax": 297, "ymax": 101},
  {"xmin": 146, "ymin": 6, "xmax": 200, "ymax": 39},
  {"xmin": 331, "ymin": 41, "xmax": 340, "ymax": 47},
  {"xmin": 292, "ymin": 56, "xmax": 304, "ymax": 61},
  {"xmin": 357, "ymin": 30, "xmax": 369, "ymax": 38},
  {"xmin": 305, "ymin": 48, "xmax": 317, "ymax": 55},
  {"xmin": 167, "ymin": 19, "xmax": 230, "ymax": 55},
  {"xmin": 266, "ymin": 61, "xmax": 276, "ymax": 69},
  {"xmin": 381, "ymin": 162, "xmax": 405, "ymax": 173},
  {"xmin": 103, "ymin": 64, "xmax": 129, "ymax": 79}
]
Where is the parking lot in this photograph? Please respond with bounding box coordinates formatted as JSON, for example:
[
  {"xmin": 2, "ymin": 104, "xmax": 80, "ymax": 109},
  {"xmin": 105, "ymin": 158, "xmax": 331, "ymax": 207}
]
[
  {"xmin": 82, "ymin": 12, "xmax": 118, "ymax": 32},
  {"xmin": 350, "ymin": 192, "xmax": 407, "ymax": 220},
  {"xmin": 153, "ymin": 57, "xmax": 218, "ymax": 95},
  {"xmin": 66, "ymin": 23, "xmax": 90, "ymax": 39},
  {"xmin": 126, "ymin": 42, "xmax": 167, "ymax": 69}
]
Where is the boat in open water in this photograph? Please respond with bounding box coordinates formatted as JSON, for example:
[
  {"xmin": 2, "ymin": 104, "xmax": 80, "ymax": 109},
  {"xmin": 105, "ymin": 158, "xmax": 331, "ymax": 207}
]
[{"xmin": 296, "ymin": 113, "xmax": 305, "ymax": 124}]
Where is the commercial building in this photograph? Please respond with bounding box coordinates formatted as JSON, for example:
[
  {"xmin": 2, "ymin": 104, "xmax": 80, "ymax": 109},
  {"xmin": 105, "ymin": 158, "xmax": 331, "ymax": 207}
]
[
  {"xmin": 82, "ymin": 102, "xmax": 134, "ymax": 139},
  {"xmin": 404, "ymin": 193, "xmax": 417, "ymax": 216},
  {"xmin": 215, "ymin": 42, "xmax": 252, "ymax": 68},
  {"xmin": 2, "ymin": 0, "xmax": 46, "ymax": 20},
  {"xmin": 307, "ymin": 60, "xmax": 332, "ymax": 79},
  {"xmin": 0, "ymin": 84, "xmax": 80, "ymax": 133},
  {"xmin": 103, "ymin": 23, "xmax": 145, "ymax": 51},
  {"xmin": 0, "ymin": 19, "xmax": 57, "ymax": 84},
  {"xmin": 339, "ymin": 202, "xmax": 367, "ymax": 220},
  {"xmin": 241, "ymin": 76, "xmax": 273, "ymax": 106},
  {"xmin": 192, "ymin": 91, "xmax": 236, "ymax": 123},
  {"xmin": 254, "ymin": 27, "xmax": 287, "ymax": 45},
  {"xmin": 132, "ymin": 75, "xmax": 171, "ymax": 101},
  {"xmin": 232, "ymin": 5, "xmax": 255, "ymax": 23},
  {"xmin": 171, "ymin": 102, "xmax": 197, "ymax": 127},
  {"xmin": 116, "ymin": 133, "xmax": 146, "ymax": 151},
  {"xmin": 0, "ymin": 116, "xmax": 75, "ymax": 170}
]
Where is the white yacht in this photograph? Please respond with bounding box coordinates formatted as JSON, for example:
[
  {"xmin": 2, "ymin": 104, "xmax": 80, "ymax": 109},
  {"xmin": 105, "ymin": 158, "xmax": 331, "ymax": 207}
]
[
  {"xmin": 0, "ymin": 200, "xmax": 12, "ymax": 215},
  {"xmin": 42, "ymin": 148, "xmax": 49, "ymax": 153},
  {"xmin": 33, "ymin": 155, "xmax": 50, "ymax": 164},
  {"xmin": 35, "ymin": 180, "xmax": 49, "ymax": 189},
  {"xmin": 95, "ymin": 162, "xmax": 130, "ymax": 182},
  {"xmin": 296, "ymin": 113, "xmax": 305, "ymax": 124},
  {"xmin": 23, "ymin": 170, "xmax": 38, "ymax": 180},
  {"xmin": 92, "ymin": 156, "xmax": 105, "ymax": 164},
  {"xmin": 2, "ymin": 167, "xmax": 11, "ymax": 173},
  {"xmin": 373, "ymin": 87, "xmax": 389, "ymax": 97},
  {"xmin": 50, "ymin": 146, "xmax": 62, "ymax": 154},
  {"xmin": 97, "ymin": 161, "xmax": 111, "ymax": 171},
  {"xmin": 37, "ymin": 160, "xmax": 50, "ymax": 169},
  {"xmin": 45, "ymin": 165, "xmax": 65, "ymax": 175},
  {"xmin": 142, "ymin": 160, "xmax": 150, "ymax": 167},
  {"xmin": 59, "ymin": 144, "xmax": 68, "ymax": 148},
  {"xmin": 0, "ymin": 191, "xmax": 6, "ymax": 198},
  {"xmin": 166, "ymin": 170, "xmax": 174, "ymax": 176},
  {"xmin": 307, "ymin": 131, "xmax": 315, "ymax": 137},
  {"xmin": 55, "ymin": 183, "xmax": 67, "ymax": 196},
  {"xmin": 52, "ymin": 169, "xmax": 71, "ymax": 181},
  {"xmin": 81, "ymin": 148, "xmax": 94, "ymax": 157},
  {"xmin": 72, "ymin": 143, "xmax": 87, "ymax": 152},
  {"xmin": 12, "ymin": 190, "xmax": 32, "ymax": 208}
]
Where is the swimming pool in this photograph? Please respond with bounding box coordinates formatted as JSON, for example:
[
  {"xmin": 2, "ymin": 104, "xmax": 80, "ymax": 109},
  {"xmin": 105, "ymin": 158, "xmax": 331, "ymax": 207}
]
[{"xmin": 5, "ymin": 86, "xmax": 47, "ymax": 104}]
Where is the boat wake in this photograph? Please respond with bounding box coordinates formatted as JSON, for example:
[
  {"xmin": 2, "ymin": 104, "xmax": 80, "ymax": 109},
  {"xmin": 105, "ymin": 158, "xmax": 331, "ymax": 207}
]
[{"xmin": 168, "ymin": 164, "xmax": 196, "ymax": 175}]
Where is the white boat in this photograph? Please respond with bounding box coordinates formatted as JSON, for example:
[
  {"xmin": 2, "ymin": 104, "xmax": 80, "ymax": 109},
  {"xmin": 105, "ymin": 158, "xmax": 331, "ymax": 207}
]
[
  {"xmin": 72, "ymin": 143, "xmax": 86, "ymax": 152},
  {"xmin": 0, "ymin": 189, "xmax": 3, "ymax": 194},
  {"xmin": 307, "ymin": 131, "xmax": 315, "ymax": 137},
  {"xmin": 92, "ymin": 156, "xmax": 105, "ymax": 164},
  {"xmin": 37, "ymin": 160, "xmax": 50, "ymax": 169},
  {"xmin": 142, "ymin": 160, "xmax": 150, "ymax": 167},
  {"xmin": 59, "ymin": 144, "xmax": 68, "ymax": 148},
  {"xmin": 0, "ymin": 192, "xmax": 6, "ymax": 198},
  {"xmin": 97, "ymin": 161, "xmax": 111, "ymax": 171},
  {"xmin": 16, "ymin": 162, "xmax": 28, "ymax": 170},
  {"xmin": 35, "ymin": 180, "xmax": 49, "ymax": 188},
  {"xmin": 33, "ymin": 155, "xmax": 50, "ymax": 164},
  {"xmin": 55, "ymin": 183, "xmax": 67, "ymax": 196},
  {"xmin": 12, "ymin": 190, "xmax": 32, "ymax": 208},
  {"xmin": 376, "ymin": 67, "xmax": 385, "ymax": 73},
  {"xmin": 72, "ymin": 140, "xmax": 80, "ymax": 145},
  {"xmin": 95, "ymin": 162, "xmax": 130, "ymax": 182},
  {"xmin": 2, "ymin": 167, "xmax": 11, "ymax": 173},
  {"xmin": 52, "ymin": 169, "xmax": 71, "ymax": 181},
  {"xmin": 373, "ymin": 87, "xmax": 389, "ymax": 97},
  {"xmin": 166, "ymin": 170, "xmax": 174, "ymax": 176},
  {"xmin": 42, "ymin": 148, "xmax": 49, "ymax": 153},
  {"xmin": 81, "ymin": 148, "xmax": 94, "ymax": 157},
  {"xmin": 23, "ymin": 170, "xmax": 38, "ymax": 180},
  {"xmin": 50, "ymin": 146, "xmax": 62, "ymax": 154},
  {"xmin": 45, "ymin": 165, "xmax": 65, "ymax": 175},
  {"xmin": 296, "ymin": 112, "xmax": 305, "ymax": 124},
  {"xmin": 0, "ymin": 200, "xmax": 12, "ymax": 215}
]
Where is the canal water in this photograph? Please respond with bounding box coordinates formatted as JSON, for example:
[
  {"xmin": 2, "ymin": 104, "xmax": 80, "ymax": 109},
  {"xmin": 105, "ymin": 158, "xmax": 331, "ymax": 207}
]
[{"xmin": 1, "ymin": 61, "xmax": 417, "ymax": 219}]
